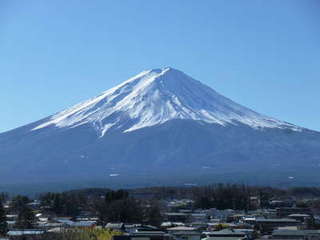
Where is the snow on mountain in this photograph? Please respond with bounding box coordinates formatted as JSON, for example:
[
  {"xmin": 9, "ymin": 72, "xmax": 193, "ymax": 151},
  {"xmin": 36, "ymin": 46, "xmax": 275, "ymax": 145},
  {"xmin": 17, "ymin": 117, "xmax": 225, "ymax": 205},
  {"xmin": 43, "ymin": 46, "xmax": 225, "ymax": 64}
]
[{"xmin": 32, "ymin": 67, "xmax": 300, "ymax": 136}]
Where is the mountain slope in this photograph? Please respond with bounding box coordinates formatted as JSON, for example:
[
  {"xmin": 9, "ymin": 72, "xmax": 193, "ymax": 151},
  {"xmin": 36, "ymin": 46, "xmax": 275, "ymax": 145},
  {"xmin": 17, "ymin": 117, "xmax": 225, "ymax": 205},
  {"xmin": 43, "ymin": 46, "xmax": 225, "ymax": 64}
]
[
  {"xmin": 32, "ymin": 67, "xmax": 299, "ymax": 135},
  {"xmin": 0, "ymin": 67, "xmax": 319, "ymax": 191}
]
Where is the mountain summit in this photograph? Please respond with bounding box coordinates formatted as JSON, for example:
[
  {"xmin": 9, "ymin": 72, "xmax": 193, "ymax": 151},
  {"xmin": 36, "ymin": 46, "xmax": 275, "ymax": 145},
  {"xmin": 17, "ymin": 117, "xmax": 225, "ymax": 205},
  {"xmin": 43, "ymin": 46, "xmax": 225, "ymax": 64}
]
[
  {"xmin": 0, "ymin": 67, "xmax": 319, "ymax": 192},
  {"xmin": 33, "ymin": 67, "xmax": 298, "ymax": 136}
]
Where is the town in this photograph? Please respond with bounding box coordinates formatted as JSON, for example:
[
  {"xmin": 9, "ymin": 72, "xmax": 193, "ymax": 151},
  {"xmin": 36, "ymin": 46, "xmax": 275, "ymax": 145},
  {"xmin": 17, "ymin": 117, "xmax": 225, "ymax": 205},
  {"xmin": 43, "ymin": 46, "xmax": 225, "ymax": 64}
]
[{"xmin": 1, "ymin": 184, "xmax": 320, "ymax": 240}]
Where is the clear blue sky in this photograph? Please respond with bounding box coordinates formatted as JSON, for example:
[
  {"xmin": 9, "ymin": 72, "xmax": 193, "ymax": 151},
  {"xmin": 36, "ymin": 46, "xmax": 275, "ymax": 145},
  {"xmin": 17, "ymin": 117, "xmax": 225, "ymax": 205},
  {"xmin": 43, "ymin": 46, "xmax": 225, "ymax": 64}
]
[{"xmin": 1, "ymin": 0, "xmax": 319, "ymax": 132}]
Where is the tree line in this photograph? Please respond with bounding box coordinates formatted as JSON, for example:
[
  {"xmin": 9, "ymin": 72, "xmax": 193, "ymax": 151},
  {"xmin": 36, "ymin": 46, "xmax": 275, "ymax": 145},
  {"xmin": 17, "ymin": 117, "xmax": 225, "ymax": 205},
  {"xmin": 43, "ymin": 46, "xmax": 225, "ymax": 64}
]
[{"xmin": 1, "ymin": 184, "xmax": 320, "ymax": 236}]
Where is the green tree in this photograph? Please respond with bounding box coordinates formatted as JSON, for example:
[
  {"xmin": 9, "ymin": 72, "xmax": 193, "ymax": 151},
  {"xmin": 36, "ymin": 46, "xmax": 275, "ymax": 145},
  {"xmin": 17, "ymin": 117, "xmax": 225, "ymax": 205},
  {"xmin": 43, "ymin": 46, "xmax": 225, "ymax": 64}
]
[
  {"xmin": 0, "ymin": 200, "xmax": 8, "ymax": 236},
  {"xmin": 53, "ymin": 194, "xmax": 62, "ymax": 214},
  {"xmin": 144, "ymin": 201, "xmax": 163, "ymax": 227},
  {"xmin": 40, "ymin": 192, "xmax": 81, "ymax": 217},
  {"xmin": 11, "ymin": 195, "xmax": 30, "ymax": 213},
  {"xmin": 0, "ymin": 193, "xmax": 8, "ymax": 203},
  {"xmin": 98, "ymin": 190, "xmax": 143, "ymax": 224},
  {"xmin": 15, "ymin": 205, "xmax": 35, "ymax": 229}
]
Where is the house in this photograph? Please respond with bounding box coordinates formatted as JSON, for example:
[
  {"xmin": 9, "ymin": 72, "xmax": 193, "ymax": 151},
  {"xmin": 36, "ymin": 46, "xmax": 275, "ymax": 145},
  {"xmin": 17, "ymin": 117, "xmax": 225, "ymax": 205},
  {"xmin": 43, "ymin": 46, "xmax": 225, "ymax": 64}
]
[
  {"xmin": 276, "ymin": 226, "xmax": 299, "ymax": 231},
  {"xmin": 205, "ymin": 209, "xmax": 237, "ymax": 221},
  {"xmin": 202, "ymin": 237, "xmax": 245, "ymax": 240},
  {"xmin": 227, "ymin": 215, "xmax": 246, "ymax": 223},
  {"xmin": 37, "ymin": 222, "xmax": 64, "ymax": 230},
  {"xmin": 190, "ymin": 213, "xmax": 208, "ymax": 222},
  {"xmin": 161, "ymin": 222, "xmax": 185, "ymax": 228},
  {"xmin": 27, "ymin": 200, "xmax": 41, "ymax": 209},
  {"xmin": 206, "ymin": 223, "xmax": 237, "ymax": 231},
  {"xmin": 167, "ymin": 199, "xmax": 194, "ymax": 210},
  {"xmin": 54, "ymin": 217, "xmax": 74, "ymax": 226},
  {"xmin": 272, "ymin": 229, "xmax": 320, "ymax": 239},
  {"xmin": 6, "ymin": 221, "xmax": 16, "ymax": 230},
  {"xmin": 276, "ymin": 208, "xmax": 312, "ymax": 218},
  {"xmin": 269, "ymin": 200, "xmax": 294, "ymax": 208},
  {"xmin": 254, "ymin": 218, "xmax": 301, "ymax": 234},
  {"xmin": 202, "ymin": 229, "xmax": 247, "ymax": 240},
  {"xmin": 113, "ymin": 231, "xmax": 172, "ymax": 240},
  {"xmin": 68, "ymin": 221, "xmax": 96, "ymax": 228},
  {"xmin": 233, "ymin": 229, "xmax": 255, "ymax": 240},
  {"xmin": 7, "ymin": 230, "xmax": 45, "ymax": 240},
  {"xmin": 189, "ymin": 221, "xmax": 208, "ymax": 230},
  {"xmin": 262, "ymin": 209, "xmax": 278, "ymax": 219},
  {"xmin": 125, "ymin": 224, "xmax": 160, "ymax": 233},
  {"xmin": 242, "ymin": 217, "xmax": 256, "ymax": 225},
  {"xmin": 106, "ymin": 223, "xmax": 125, "ymax": 232},
  {"xmin": 167, "ymin": 226, "xmax": 201, "ymax": 240},
  {"xmin": 288, "ymin": 213, "xmax": 311, "ymax": 222}
]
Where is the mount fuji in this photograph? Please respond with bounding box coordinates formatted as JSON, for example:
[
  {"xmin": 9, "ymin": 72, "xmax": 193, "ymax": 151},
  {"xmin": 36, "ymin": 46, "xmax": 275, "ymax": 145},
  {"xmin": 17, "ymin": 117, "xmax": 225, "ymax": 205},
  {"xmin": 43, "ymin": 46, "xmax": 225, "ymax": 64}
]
[{"xmin": 1, "ymin": 67, "xmax": 320, "ymax": 191}]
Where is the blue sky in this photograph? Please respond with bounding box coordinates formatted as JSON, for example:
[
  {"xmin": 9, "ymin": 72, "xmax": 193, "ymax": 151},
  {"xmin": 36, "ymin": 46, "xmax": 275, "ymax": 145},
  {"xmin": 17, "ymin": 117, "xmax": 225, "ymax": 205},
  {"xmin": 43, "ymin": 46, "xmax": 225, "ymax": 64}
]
[{"xmin": 1, "ymin": 0, "xmax": 319, "ymax": 132}]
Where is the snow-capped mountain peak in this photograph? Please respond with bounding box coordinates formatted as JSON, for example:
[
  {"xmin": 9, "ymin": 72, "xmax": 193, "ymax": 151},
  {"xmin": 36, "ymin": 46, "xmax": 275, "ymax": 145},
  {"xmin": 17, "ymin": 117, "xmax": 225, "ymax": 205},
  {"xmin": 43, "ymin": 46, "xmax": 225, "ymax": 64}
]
[{"xmin": 32, "ymin": 67, "xmax": 299, "ymax": 136}]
